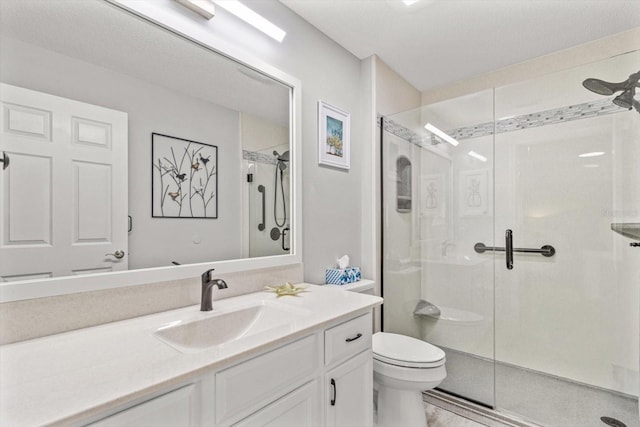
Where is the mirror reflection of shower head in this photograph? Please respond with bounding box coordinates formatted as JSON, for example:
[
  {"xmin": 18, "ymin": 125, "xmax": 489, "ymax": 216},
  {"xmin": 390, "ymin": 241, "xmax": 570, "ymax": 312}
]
[{"xmin": 273, "ymin": 150, "xmax": 289, "ymax": 170}]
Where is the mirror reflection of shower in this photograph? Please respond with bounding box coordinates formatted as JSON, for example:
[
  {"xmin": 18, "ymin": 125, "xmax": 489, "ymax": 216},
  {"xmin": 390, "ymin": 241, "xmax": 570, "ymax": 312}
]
[
  {"xmin": 270, "ymin": 150, "xmax": 290, "ymax": 251},
  {"xmin": 582, "ymin": 70, "xmax": 640, "ymax": 113},
  {"xmin": 272, "ymin": 150, "xmax": 289, "ymax": 228}
]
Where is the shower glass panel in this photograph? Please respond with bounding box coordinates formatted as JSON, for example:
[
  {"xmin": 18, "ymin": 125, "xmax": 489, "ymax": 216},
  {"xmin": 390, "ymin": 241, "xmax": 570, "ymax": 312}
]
[
  {"xmin": 493, "ymin": 51, "xmax": 640, "ymax": 425},
  {"xmin": 382, "ymin": 89, "xmax": 496, "ymax": 407},
  {"xmin": 382, "ymin": 50, "xmax": 640, "ymax": 426},
  {"xmin": 241, "ymin": 113, "xmax": 290, "ymax": 258}
]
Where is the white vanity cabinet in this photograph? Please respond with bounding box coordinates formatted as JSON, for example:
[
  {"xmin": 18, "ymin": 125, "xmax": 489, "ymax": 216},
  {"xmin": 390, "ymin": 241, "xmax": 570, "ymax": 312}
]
[
  {"xmin": 323, "ymin": 313, "xmax": 373, "ymax": 427},
  {"xmin": 89, "ymin": 311, "xmax": 373, "ymax": 427},
  {"xmin": 215, "ymin": 334, "xmax": 320, "ymax": 426}
]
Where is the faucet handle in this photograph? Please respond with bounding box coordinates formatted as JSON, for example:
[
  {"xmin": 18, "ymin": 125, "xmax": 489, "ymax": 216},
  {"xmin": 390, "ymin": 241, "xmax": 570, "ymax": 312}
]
[{"xmin": 201, "ymin": 268, "xmax": 215, "ymax": 283}]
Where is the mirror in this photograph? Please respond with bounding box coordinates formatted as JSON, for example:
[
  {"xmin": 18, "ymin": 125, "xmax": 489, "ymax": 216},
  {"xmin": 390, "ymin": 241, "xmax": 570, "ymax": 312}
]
[{"xmin": 0, "ymin": 0, "xmax": 294, "ymax": 287}]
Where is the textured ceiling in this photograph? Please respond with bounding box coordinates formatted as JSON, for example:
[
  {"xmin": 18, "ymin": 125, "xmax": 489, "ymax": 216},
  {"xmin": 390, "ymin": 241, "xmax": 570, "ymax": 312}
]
[
  {"xmin": 279, "ymin": 0, "xmax": 640, "ymax": 92},
  {"xmin": 0, "ymin": 0, "xmax": 290, "ymax": 125}
]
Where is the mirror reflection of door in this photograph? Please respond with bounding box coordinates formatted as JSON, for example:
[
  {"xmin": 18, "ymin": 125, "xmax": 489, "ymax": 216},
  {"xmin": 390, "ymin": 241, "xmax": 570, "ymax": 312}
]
[
  {"xmin": 0, "ymin": 0, "xmax": 292, "ymax": 284},
  {"xmin": 0, "ymin": 83, "xmax": 128, "ymax": 281}
]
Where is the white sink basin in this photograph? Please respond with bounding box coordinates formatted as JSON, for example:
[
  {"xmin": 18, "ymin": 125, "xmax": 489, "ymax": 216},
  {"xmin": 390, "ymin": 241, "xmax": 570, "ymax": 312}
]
[{"xmin": 154, "ymin": 301, "xmax": 306, "ymax": 353}]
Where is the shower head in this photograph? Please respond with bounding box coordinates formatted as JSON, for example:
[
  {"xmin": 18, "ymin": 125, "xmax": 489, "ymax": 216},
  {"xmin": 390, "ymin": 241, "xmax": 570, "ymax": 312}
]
[
  {"xmin": 273, "ymin": 150, "xmax": 289, "ymax": 171},
  {"xmin": 583, "ymin": 71, "xmax": 640, "ymax": 113},
  {"xmin": 582, "ymin": 71, "xmax": 640, "ymax": 95},
  {"xmin": 582, "ymin": 78, "xmax": 626, "ymax": 96},
  {"xmin": 613, "ymin": 90, "xmax": 634, "ymax": 109},
  {"xmin": 273, "ymin": 150, "xmax": 289, "ymax": 162}
]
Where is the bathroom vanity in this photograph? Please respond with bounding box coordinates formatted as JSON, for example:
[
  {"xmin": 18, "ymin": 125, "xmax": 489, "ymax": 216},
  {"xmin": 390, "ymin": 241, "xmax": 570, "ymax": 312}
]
[{"xmin": 0, "ymin": 285, "xmax": 381, "ymax": 426}]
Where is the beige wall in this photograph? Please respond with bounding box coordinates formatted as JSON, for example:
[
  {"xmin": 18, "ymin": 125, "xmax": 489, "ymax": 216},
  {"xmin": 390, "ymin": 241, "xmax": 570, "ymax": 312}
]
[
  {"xmin": 375, "ymin": 56, "xmax": 422, "ymax": 116},
  {"xmin": 422, "ymin": 27, "xmax": 640, "ymax": 105}
]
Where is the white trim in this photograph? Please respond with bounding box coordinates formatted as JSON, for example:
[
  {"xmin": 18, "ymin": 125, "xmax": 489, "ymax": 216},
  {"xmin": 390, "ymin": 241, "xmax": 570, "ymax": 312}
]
[{"xmin": 0, "ymin": 0, "xmax": 303, "ymax": 302}]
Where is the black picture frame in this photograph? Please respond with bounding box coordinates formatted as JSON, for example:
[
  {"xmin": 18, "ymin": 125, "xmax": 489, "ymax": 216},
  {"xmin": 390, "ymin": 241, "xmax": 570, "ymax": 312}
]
[{"xmin": 151, "ymin": 133, "xmax": 218, "ymax": 219}]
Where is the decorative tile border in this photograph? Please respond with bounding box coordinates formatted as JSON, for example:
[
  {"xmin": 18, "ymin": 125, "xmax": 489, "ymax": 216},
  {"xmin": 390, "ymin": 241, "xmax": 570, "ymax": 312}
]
[
  {"xmin": 243, "ymin": 150, "xmax": 277, "ymax": 165},
  {"xmin": 380, "ymin": 98, "xmax": 628, "ymax": 146}
]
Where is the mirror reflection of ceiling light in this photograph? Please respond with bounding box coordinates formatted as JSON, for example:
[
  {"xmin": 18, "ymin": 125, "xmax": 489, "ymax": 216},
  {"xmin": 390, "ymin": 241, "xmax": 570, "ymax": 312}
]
[
  {"xmin": 468, "ymin": 151, "xmax": 487, "ymax": 162},
  {"xmin": 215, "ymin": 0, "xmax": 286, "ymax": 42},
  {"xmin": 424, "ymin": 123, "xmax": 459, "ymax": 146},
  {"xmin": 578, "ymin": 151, "xmax": 605, "ymax": 158},
  {"xmin": 175, "ymin": 0, "xmax": 216, "ymax": 20}
]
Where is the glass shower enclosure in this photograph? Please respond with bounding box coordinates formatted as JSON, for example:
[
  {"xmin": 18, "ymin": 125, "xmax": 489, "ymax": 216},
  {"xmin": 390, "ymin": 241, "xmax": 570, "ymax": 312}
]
[{"xmin": 381, "ymin": 50, "xmax": 640, "ymax": 426}]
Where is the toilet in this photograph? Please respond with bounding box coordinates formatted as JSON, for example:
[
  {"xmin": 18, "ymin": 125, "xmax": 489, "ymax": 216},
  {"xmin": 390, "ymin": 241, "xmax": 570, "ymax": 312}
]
[
  {"xmin": 373, "ymin": 332, "xmax": 446, "ymax": 427},
  {"xmin": 326, "ymin": 280, "xmax": 446, "ymax": 426}
]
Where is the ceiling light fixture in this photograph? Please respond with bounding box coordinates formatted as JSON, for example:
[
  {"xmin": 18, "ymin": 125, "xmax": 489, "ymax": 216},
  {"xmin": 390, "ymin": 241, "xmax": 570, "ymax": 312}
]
[
  {"xmin": 215, "ymin": 0, "xmax": 286, "ymax": 42},
  {"xmin": 402, "ymin": 0, "xmax": 420, "ymax": 5},
  {"xmin": 175, "ymin": 0, "xmax": 216, "ymax": 20},
  {"xmin": 468, "ymin": 151, "xmax": 487, "ymax": 162},
  {"xmin": 424, "ymin": 123, "xmax": 459, "ymax": 146},
  {"xmin": 578, "ymin": 151, "xmax": 605, "ymax": 158}
]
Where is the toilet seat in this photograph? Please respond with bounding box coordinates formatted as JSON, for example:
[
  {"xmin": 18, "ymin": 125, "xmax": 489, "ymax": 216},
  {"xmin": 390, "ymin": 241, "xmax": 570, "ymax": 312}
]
[{"xmin": 373, "ymin": 332, "xmax": 445, "ymax": 368}]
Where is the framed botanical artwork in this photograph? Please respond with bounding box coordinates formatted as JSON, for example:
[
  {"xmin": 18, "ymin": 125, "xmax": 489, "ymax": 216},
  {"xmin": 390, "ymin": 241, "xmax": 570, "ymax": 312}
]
[
  {"xmin": 152, "ymin": 133, "xmax": 218, "ymax": 218},
  {"xmin": 318, "ymin": 100, "xmax": 350, "ymax": 170}
]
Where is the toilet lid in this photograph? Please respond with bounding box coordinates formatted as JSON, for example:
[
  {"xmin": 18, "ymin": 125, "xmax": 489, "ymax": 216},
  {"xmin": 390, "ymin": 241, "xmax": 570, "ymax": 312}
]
[{"xmin": 373, "ymin": 332, "xmax": 445, "ymax": 368}]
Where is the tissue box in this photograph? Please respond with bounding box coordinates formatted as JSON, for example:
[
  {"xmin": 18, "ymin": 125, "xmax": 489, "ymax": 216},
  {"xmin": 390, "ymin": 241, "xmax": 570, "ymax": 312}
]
[{"xmin": 326, "ymin": 267, "xmax": 361, "ymax": 285}]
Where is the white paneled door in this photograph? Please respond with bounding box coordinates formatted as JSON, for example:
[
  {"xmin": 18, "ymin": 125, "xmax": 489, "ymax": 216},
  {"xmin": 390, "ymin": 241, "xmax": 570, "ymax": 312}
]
[{"xmin": 0, "ymin": 83, "xmax": 128, "ymax": 281}]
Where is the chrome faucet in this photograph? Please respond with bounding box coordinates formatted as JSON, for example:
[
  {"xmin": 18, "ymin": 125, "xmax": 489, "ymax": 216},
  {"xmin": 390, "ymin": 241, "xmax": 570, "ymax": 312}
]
[{"xmin": 200, "ymin": 268, "xmax": 228, "ymax": 311}]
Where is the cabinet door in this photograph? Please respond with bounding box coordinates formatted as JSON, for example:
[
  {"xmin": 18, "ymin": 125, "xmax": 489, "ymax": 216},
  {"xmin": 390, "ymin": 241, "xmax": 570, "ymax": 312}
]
[
  {"xmin": 88, "ymin": 384, "xmax": 199, "ymax": 427},
  {"xmin": 233, "ymin": 380, "xmax": 320, "ymax": 427},
  {"xmin": 325, "ymin": 350, "xmax": 372, "ymax": 427}
]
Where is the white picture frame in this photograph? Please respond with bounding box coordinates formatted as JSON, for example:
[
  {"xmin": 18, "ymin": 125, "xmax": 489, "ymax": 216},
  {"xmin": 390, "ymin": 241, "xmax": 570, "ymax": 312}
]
[{"xmin": 318, "ymin": 100, "xmax": 350, "ymax": 170}]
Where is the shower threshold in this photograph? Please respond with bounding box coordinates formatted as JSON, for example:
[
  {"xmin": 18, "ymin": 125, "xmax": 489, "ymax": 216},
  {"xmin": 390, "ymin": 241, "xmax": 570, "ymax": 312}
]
[{"xmin": 424, "ymin": 347, "xmax": 639, "ymax": 427}]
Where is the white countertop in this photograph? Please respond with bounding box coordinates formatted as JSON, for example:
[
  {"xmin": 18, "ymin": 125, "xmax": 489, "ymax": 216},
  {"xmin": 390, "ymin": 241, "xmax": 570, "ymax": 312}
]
[{"xmin": 0, "ymin": 284, "xmax": 382, "ymax": 426}]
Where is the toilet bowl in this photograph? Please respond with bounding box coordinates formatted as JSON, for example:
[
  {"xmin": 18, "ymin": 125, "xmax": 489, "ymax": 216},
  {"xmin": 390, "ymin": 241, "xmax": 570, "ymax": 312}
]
[{"xmin": 373, "ymin": 332, "xmax": 446, "ymax": 427}]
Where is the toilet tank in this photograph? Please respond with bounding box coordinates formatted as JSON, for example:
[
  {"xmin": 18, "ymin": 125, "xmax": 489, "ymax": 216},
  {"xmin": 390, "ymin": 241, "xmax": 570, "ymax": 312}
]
[{"xmin": 325, "ymin": 279, "xmax": 375, "ymax": 295}]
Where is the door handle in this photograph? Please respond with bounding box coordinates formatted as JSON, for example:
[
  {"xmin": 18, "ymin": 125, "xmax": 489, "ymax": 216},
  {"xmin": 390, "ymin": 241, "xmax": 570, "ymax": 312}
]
[
  {"xmin": 505, "ymin": 229, "xmax": 513, "ymax": 270},
  {"xmin": 0, "ymin": 151, "xmax": 9, "ymax": 170},
  {"xmin": 105, "ymin": 250, "xmax": 125, "ymax": 259},
  {"xmin": 282, "ymin": 227, "xmax": 290, "ymax": 251},
  {"xmin": 258, "ymin": 185, "xmax": 266, "ymax": 231}
]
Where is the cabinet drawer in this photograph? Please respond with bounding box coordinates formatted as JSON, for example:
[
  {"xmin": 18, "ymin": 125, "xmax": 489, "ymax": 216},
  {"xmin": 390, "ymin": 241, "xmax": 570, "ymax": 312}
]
[
  {"xmin": 88, "ymin": 384, "xmax": 198, "ymax": 427},
  {"xmin": 324, "ymin": 313, "xmax": 372, "ymax": 366},
  {"xmin": 215, "ymin": 334, "xmax": 318, "ymax": 425}
]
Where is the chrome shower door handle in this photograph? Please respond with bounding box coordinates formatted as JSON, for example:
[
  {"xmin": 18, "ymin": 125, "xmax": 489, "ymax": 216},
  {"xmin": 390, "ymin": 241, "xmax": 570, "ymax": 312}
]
[{"xmin": 505, "ymin": 229, "xmax": 514, "ymax": 270}]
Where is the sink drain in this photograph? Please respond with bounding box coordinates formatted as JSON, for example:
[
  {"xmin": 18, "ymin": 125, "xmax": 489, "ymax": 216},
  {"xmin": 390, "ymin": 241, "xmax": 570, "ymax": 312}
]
[{"xmin": 601, "ymin": 416, "xmax": 627, "ymax": 427}]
